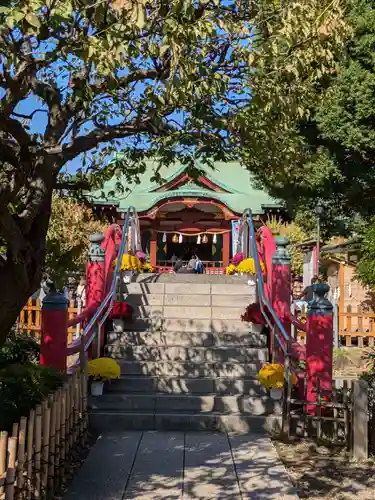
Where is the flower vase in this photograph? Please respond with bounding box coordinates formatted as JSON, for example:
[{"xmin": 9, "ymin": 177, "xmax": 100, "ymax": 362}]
[
  {"xmin": 247, "ymin": 275, "xmax": 256, "ymax": 288},
  {"xmin": 122, "ymin": 271, "xmax": 131, "ymax": 284},
  {"xmin": 270, "ymin": 388, "xmax": 283, "ymax": 400},
  {"xmin": 91, "ymin": 381, "xmax": 104, "ymax": 396}
]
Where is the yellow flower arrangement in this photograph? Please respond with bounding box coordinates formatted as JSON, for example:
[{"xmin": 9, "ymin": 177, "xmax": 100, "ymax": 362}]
[
  {"xmin": 113, "ymin": 254, "xmax": 142, "ymax": 271},
  {"xmin": 258, "ymin": 363, "xmax": 297, "ymax": 389},
  {"xmin": 88, "ymin": 357, "xmax": 121, "ymax": 382},
  {"xmin": 237, "ymin": 258, "xmax": 265, "ymax": 275},
  {"xmin": 226, "ymin": 264, "xmax": 237, "ymax": 275},
  {"xmin": 142, "ymin": 263, "xmax": 154, "ymax": 273}
]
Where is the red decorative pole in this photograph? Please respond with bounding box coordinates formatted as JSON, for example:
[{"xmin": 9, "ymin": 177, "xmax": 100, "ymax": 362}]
[
  {"xmin": 86, "ymin": 232, "xmax": 106, "ymax": 356},
  {"xmin": 223, "ymin": 231, "xmax": 230, "ymax": 267},
  {"xmin": 272, "ymin": 236, "xmax": 291, "ymax": 362},
  {"xmin": 306, "ymin": 283, "xmax": 333, "ymax": 413},
  {"xmin": 150, "ymin": 230, "xmax": 157, "ymax": 268},
  {"xmin": 40, "ymin": 286, "xmax": 69, "ymax": 372},
  {"xmin": 86, "ymin": 232, "xmax": 106, "ymax": 312}
]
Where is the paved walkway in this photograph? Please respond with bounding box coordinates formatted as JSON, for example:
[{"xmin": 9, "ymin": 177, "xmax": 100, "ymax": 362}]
[{"xmin": 65, "ymin": 431, "xmax": 299, "ymax": 499}]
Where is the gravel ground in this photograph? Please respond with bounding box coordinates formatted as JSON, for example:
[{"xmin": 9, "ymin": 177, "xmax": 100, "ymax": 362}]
[{"xmin": 275, "ymin": 439, "xmax": 375, "ymax": 499}]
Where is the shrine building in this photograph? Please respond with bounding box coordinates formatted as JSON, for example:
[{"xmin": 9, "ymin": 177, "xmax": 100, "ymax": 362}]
[{"xmin": 85, "ymin": 161, "xmax": 286, "ymax": 272}]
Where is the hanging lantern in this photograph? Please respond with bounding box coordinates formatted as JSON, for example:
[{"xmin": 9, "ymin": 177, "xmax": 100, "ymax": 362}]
[
  {"xmin": 172, "ymin": 233, "xmax": 178, "ymax": 243},
  {"xmin": 197, "ymin": 234, "xmax": 201, "ymax": 244},
  {"xmin": 202, "ymin": 234, "xmax": 208, "ymax": 244},
  {"xmin": 162, "ymin": 232, "xmax": 167, "ymax": 243},
  {"xmin": 213, "ymin": 233, "xmax": 217, "ymax": 244},
  {"xmin": 178, "ymin": 233, "xmax": 183, "ymax": 244}
]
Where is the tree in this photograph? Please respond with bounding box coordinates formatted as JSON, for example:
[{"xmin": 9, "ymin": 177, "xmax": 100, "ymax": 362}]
[
  {"xmin": 0, "ymin": 0, "xmax": 347, "ymax": 345},
  {"xmin": 0, "ymin": 0, "xmax": 250, "ymax": 344},
  {"xmin": 266, "ymin": 216, "xmax": 309, "ymax": 275},
  {"xmin": 45, "ymin": 195, "xmax": 105, "ymax": 288},
  {"xmin": 240, "ymin": 0, "xmax": 375, "ymax": 232}
]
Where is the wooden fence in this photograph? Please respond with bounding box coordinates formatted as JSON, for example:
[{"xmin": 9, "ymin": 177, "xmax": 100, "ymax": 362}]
[
  {"xmin": 339, "ymin": 305, "xmax": 375, "ymax": 347},
  {"xmin": 0, "ymin": 364, "xmax": 88, "ymax": 500},
  {"xmin": 286, "ymin": 377, "xmax": 369, "ymax": 460},
  {"xmin": 293, "ymin": 304, "xmax": 375, "ymax": 347},
  {"xmin": 18, "ymin": 299, "xmax": 82, "ymax": 345}
]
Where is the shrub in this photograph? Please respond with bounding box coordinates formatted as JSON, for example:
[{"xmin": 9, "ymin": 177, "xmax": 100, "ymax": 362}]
[
  {"xmin": 0, "ymin": 336, "xmax": 64, "ymax": 432},
  {"xmin": 0, "ymin": 335, "xmax": 39, "ymax": 368},
  {"xmin": 0, "ymin": 363, "xmax": 64, "ymax": 432}
]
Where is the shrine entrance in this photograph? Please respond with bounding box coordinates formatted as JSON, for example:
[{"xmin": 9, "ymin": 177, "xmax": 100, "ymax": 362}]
[
  {"xmin": 156, "ymin": 232, "xmax": 224, "ymax": 268},
  {"xmin": 139, "ymin": 200, "xmax": 232, "ymax": 273}
]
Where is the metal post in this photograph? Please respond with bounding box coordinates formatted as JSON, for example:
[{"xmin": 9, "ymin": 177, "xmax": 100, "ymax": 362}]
[
  {"xmin": 315, "ymin": 201, "xmax": 323, "ymax": 276},
  {"xmin": 316, "ymin": 214, "xmax": 320, "ymax": 276}
]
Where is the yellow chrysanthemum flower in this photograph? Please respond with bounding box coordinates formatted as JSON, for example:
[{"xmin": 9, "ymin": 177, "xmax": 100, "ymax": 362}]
[
  {"xmin": 88, "ymin": 357, "xmax": 121, "ymax": 382},
  {"xmin": 258, "ymin": 363, "xmax": 297, "ymax": 389},
  {"xmin": 226, "ymin": 264, "xmax": 237, "ymax": 275}
]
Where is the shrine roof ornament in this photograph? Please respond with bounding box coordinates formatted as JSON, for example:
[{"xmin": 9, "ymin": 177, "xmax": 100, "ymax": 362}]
[{"xmin": 85, "ymin": 160, "xmax": 283, "ymax": 216}]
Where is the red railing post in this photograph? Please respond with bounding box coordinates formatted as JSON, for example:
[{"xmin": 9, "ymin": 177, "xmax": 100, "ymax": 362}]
[
  {"xmin": 86, "ymin": 232, "xmax": 106, "ymax": 311},
  {"xmin": 306, "ymin": 283, "xmax": 333, "ymax": 413},
  {"xmin": 271, "ymin": 236, "xmax": 291, "ymax": 361},
  {"xmin": 40, "ymin": 288, "xmax": 69, "ymax": 372},
  {"xmin": 86, "ymin": 232, "xmax": 106, "ymax": 357}
]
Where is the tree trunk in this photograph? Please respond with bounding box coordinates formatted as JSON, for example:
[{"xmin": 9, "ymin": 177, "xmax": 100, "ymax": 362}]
[{"xmin": 0, "ymin": 193, "xmax": 52, "ymax": 346}]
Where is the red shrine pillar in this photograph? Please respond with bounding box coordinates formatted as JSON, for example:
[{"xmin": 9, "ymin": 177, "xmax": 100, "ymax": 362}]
[
  {"xmin": 306, "ymin": 283, "xmax": 333, "ymax": 413},
  {"xmin": 223, "ymin": 231, "xmax": 230, "ymax": 267},
  {"xmin": 40, "ymin": 288, "xmax": 69, "ymax": 372},
  {"xmin": 86, "ymin": 232, "xmax": 106, "ymax": 312},
  {"xmin": 271, "ymin": 236, "xmax": 291, "ymax": 362},
  {"xmin": 150, "ymin": 230, "xmax": 157, "ymax": 267}
]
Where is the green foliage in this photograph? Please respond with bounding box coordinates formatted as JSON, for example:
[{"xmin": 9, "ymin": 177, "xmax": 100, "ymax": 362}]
[
  {"xmin": 266, "ymin": 217, "xmax": 309, "ymax": 275},
  {"xmin": 0, "ymin": 335, "xmax": 39, "ymax": 368},
  {"xmin": 0, "ymin": 337, "xmax": 64, "ymax": 432},
  {"xmin": 0, "ymin": 363, "xmax": 64, "ymax": 432},
  {"xmin": 46, "ymin": 194, "xmax": 105, "ymax": 287},
  {"xmin": 0, "ymin": 0, "xmax": 253, "ymax": 339},
  {"xmin": 359, "ymin": 349, "xmax": 375, "ymax": 387},
  {"xmin": 355, "ymin": 218, "xmax": 375, "ymax": 289},
  {"xmin": 240, "ymin": 0, "xmax": 375, "ymax": 228},
  {"xmin": 0, "ymin": 0, "xmax": 349, "ymax": 343}
]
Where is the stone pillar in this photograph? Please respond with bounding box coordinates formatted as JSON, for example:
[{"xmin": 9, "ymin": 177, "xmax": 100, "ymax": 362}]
[
  {"xmin": 86, "ymin": 232, "xmax": 106, "ymax": 312},
  {"xmin": 40, "ymin": 287, "xmax": 69, "ymax": 372},
  {"xmin": 150, "ymin": 230, "xmax": 157, "ymax": 267},
  {"xmin": 306, "ymin": 283, "xmax": 333, "ymax": 412},
  {"xmin": 272, "ymin": 237, "xmax": 291, "ymax": 361},
  {"xmin": 223, "ymin": 231, "xmax": 230, "ymax": 267}
]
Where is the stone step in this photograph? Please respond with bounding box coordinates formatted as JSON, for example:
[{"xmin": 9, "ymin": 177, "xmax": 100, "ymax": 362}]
[
  {"xmin": 117, "ymin": 360, "xmax": 263, "ymax": 377},
  {"xmin": 135, "ymin": 273, "xmax": 250, "ymax": 284},
  {"xmin": 88, "ymin": 410, "xmax": 281, "ymax": 434},
  {"xmin": 125, "ymin": 318, "xmax": 256, "ymax": 333},
  {"xmin": 107, "ymin": 330, "xmax": 267, "ymax": 347},
  {"xmin": 123, "ymin": 282, "xmax": 255, "ymax": 296},
  {"xmin": 105, "ymin": 345, "xmax": 268, "ymax": 363},
  {"xmin": 129, "ymin": 305, "xmax": 247, "ymax": 320},
  {"xmin": 124, "ymin": 294, "xmax": 253, "ymax": 308},
  {"xmin": 107, "ymin": 376, "xmax": 267, "ymax": 395},
  {"xmin": 88, "ymin": 393, "xmax": 282, "ymax": 415}
]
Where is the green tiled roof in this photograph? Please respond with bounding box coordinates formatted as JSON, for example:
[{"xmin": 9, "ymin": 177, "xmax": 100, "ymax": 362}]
[{"xmin": 85, "ymin": 160, "xmax": 281, "ymax": 215}]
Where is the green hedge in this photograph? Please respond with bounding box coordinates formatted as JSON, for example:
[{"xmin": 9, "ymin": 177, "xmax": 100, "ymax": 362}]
[{"xmin": 0, "ymin": 336, "xmax": 64, "ymax": 432}]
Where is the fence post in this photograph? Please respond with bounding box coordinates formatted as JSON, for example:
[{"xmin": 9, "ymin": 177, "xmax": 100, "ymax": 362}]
[
  {"xmin": 40, "ymin": 287, "xmax": 69, "ymax": 372},
  {"xmin": 306, "ymin": 283, "xmax": 333, "ymax": 412},
  {"xmin": 272, "ymin": 236, "xmax": 291, "ymax": 361},
  {"xmin": 333, "ymin": 303, "xmax": 339, "ymax": 348},
  {"xmin": 352, "ymin": 380, "xmax": 369, "ymax": 461},
  {"xmin": 86, "ymin": 232, "xmax": 106, "ymax": 311}
]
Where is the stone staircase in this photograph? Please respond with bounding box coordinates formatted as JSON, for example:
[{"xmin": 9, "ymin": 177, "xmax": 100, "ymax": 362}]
[{"xmin": 89, "ymin": 274, "xmax": 282, "ymax": 434}]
